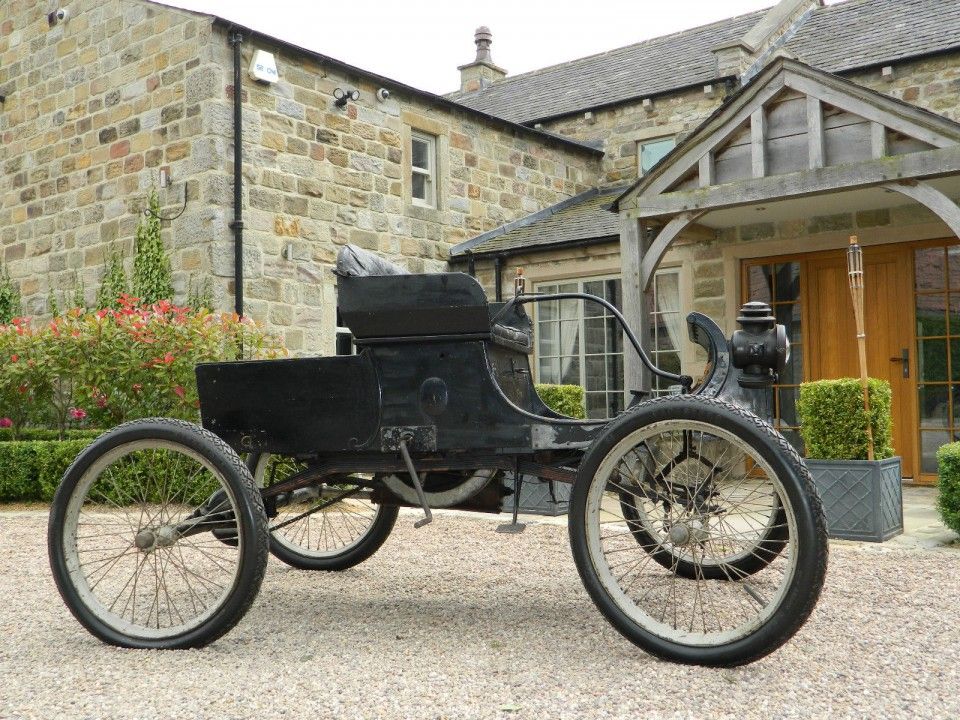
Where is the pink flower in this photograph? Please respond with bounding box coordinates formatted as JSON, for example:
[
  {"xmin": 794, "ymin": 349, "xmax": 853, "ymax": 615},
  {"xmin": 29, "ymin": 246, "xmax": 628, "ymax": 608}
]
[
  {"xmin": 95, "ymin": 395, "xmax": 107, "ymax": 408},
  {"xmin": 9, "ymin": 354, "xmax": 17, "ymax": 363},
  {"xmin": 69, "ymin": 407, "xmax": 87, "ymax": 421},
  {"xmin": 0, "ymin": 418, "xmax": 12, "ymax": 428},
  {"xmin": 132, "ymin": 383, "xmax": 143, "ymax": 393},
  {"xmin": 172, "ymin": 385, "xmax": 185, "ymax": 399}
]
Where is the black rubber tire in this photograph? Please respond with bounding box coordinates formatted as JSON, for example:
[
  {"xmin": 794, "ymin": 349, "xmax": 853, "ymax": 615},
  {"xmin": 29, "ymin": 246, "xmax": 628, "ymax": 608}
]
[
  {"xmin": 618, "ymin": 484, "xmax": 789, "ymax": 580},
  {"xmin": 568, "ymin": 395, "xmax": 828, "ymax": 667},
  {"xmin": 48, "ymin": 418, "xmax": 270, "ymax": 649},
  {"xmin": 248, "ymin": 452, "xmax": 399, "ymax": 571}
]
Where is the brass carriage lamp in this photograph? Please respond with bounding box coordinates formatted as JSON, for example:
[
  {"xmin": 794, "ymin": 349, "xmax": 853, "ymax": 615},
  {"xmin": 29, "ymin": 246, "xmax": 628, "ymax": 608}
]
[{"xmin": 847, "ymin": 235, "xmax": 875, "ymax": 460}]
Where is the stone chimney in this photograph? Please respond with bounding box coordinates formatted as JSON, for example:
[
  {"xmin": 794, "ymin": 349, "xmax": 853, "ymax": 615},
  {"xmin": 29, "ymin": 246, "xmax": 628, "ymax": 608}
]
[
  {"xmin": 458, "ymin": 26, "xmax": 507, "ymax": 93},
  {"xmin": 713, "ymin": 0, "xmax": 821, "ymax": 80}
]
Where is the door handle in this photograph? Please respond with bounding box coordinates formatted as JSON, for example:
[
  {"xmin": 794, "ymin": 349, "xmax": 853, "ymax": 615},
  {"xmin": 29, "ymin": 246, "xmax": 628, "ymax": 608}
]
[{"xmin": 888, "ymin": 348, "xmax": 909, "ymax": 378}]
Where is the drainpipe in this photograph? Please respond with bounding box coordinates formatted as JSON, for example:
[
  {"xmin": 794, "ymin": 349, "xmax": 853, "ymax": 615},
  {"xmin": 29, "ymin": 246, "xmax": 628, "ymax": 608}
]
[
  {"xmin": 229, "ymin": 29, "xmax": 244, "ymax": 317},
  {"xmin": 493, "ymin": 255, "xmax": 503, "ymax": 302}
]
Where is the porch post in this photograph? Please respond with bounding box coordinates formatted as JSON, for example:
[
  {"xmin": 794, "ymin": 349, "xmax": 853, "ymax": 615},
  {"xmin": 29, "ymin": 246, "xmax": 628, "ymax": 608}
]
[{"xmin": 620, "ymin": 214, "xmax": 650, "ymax": 392}]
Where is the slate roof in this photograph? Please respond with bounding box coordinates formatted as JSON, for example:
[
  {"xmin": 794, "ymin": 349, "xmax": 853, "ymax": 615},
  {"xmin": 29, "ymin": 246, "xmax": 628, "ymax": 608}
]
[
  {"xmin": 450, "ymin": 187, "xmax": 624, "ymax": 257},
  {"xmin": 448, "ymin": 10, "xmax": 767, "ymax": 125},
  {"xmin": 451, "ymin": 0, "xmax": 960, "ymax": 125},
  {"xmin": 784, "ymin": 0, "xmax": 960, "ymax": 73}
]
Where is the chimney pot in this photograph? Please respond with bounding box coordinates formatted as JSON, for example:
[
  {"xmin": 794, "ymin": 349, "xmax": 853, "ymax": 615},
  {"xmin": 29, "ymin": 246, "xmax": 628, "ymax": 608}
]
[
  {"xmin": 474, "ymin": 26, "xmax": 493, "ymax": 63},
  {"xmin": 458, "ymin": 25, "xmax": 506, "ymax": 93}
]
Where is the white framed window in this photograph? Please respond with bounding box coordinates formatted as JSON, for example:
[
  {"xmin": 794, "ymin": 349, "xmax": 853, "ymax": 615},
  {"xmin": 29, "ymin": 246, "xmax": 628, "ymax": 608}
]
[
  {"xmin": 410, "ymin": 131, "xmax": 436, "ymax": 208},
  {"xmin": 534, "ymin": 276, "xmax": 624, "ymax": 419},
  {"xmin": 637, "ymin": 136, "xmax": 676, "ymax": 175},
  {"xmin": 648, "ymin": 268, "xmax": 683, "ymax": 394}
]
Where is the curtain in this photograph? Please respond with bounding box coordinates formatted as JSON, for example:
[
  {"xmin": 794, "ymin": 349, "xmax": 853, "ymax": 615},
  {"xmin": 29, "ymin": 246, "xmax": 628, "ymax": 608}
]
[{"xmin": 656, "ymin": 271, "xmax": 682, "ymax": 354}]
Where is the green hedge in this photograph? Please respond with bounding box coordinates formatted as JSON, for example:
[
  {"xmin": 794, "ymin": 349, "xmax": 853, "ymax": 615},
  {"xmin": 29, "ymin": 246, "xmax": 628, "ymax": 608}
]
[
  {"xmin": 796, "ymin": 378, "xmax": 894, "ymax": 460},
  {"xmin": 0, "ymin": 436, "xmax": 219, "ymax": 504},
  {"xmin": 0, "ymin": 428, "xmax": 100, "ymax": 443},
  {"xmin": 535, "ymin": 384, "xmax": 585, "ymax": 419},
  {"xmin": 937, "ymin": 443, "xmax": 960, "ymax": 535},
  {"xmin": 0, "ymin": 439, "xmax": 93, "ymax": 502}
]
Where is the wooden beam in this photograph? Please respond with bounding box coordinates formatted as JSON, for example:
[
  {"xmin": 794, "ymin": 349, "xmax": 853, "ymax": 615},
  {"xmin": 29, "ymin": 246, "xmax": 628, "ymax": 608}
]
[
  {"xmin": 784, "ymin": 70, "xmax": 957, "ymax": 149},
  {"xmin": 883, "ymin": 180, "xmax": 960, "ymax": 239},
  {"xmin": 640, "ymin": 211, "xmax": 706, "ymax": 292},
  {"xmin": 871, "ymin": 121, "xmax": 887, "ymax": 159},
  {"xmin": 624, "ymin": 145, "xmax": 960, "ymax": 219},
  {"xmin": 807, "ymin": 96, "xmax": 824, "ymax": 169},
  {"xmin": 751, "ymin": 109, "xmax": 767, "ymax": 178},
  {"xmin": 619, "ymin": 214, "xmax": 649, "ymax": 391},
  {"xmin": 698, "ymin": 151, "xmax": 715, "ymax": 188}
]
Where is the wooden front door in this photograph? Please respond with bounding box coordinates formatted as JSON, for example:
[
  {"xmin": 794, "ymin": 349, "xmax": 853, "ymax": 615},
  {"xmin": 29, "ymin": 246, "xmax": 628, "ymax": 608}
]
[{"xmin": 806, "ymin": 246, "xmax": 917, "ymax": 478}]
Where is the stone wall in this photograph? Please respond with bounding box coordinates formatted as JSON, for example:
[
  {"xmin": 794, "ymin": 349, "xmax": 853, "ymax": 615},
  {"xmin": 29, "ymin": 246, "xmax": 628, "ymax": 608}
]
[
  {"xmin": 203, "ymin": 27, "xmax": 599, "ymax": 352},
  {"xmin": 0, "ymin": 0, "xmax": 216, "ymax": 314},
  {"xmin": 543, "ymin": 85, "xmax": 726, "ymax": 186}
]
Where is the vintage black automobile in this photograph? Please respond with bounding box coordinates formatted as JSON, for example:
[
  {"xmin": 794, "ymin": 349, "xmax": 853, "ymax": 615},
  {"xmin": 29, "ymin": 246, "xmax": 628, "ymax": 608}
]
[{"xmin": 48, "ymin": 245, "xmax": 827, "ymax": 667}]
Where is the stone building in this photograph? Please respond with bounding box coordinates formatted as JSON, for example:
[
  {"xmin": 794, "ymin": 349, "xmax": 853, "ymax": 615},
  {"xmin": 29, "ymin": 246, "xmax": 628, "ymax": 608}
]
[
  {"xmin": 2, "ymin": 0, "xmax": 960, "ymax": 482},
  {"xmin": 449, "ymin": 0, "xmax": 960, "ymax": 484}
]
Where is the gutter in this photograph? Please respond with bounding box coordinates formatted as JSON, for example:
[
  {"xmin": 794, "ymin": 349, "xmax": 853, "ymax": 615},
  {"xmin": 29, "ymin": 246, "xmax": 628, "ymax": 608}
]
[
  {"xmin": 229, "ymin": 28, "xmax": 244, "ymax": 317},
  {"xmin": 210, "ymin": 18, "xmax": 602, "ymax": 158}
]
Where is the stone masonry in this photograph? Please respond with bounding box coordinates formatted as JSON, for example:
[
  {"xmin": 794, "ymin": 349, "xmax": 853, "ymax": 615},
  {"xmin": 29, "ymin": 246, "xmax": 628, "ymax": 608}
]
[{"xmin": 0, "ymin": 0, "xmax": 598, "ymax": 353}]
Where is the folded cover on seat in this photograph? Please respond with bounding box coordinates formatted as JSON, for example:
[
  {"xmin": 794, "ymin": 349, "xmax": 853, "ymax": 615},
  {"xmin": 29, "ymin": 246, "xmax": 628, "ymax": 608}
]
[{"xmin": 335, "ymin": 244, "xmax": 409, "ymax": 277}]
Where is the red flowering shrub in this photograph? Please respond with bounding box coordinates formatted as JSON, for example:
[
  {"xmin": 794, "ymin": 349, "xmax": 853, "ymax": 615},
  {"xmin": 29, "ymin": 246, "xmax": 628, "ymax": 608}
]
[{"xmin": 0, "ymin": 296, "xmax": 284, "ymax": 437}]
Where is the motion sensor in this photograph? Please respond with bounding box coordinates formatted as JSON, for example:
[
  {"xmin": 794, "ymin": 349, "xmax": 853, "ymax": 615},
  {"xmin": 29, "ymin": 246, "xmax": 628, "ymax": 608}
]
[{"xmin": 376, "ymin": 87, "xmax": 391, "ymax": 102}]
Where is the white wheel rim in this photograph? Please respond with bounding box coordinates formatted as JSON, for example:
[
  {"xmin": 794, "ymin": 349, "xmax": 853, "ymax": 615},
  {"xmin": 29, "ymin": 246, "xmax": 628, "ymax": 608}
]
[
  {"xmin": 253, "ymin": 454, "xmax": 382, "ymax": 558},
  {"xmin": 62, "ymin": 440, "xmax": 244, "ymax": 640},
  {"xmin": 584, "ymin": 420, "xmax": 799, "ymax": 647}
]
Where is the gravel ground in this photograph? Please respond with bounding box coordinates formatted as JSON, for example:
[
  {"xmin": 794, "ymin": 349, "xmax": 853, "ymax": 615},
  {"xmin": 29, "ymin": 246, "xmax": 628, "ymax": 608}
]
[{"xmin": 1, "ymin": 508, "xmax": 959, "ymax": 720}]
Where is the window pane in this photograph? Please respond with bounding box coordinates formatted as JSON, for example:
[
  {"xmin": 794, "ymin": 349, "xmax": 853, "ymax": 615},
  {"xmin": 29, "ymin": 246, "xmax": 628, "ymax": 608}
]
[
  {"xmin": 584, "ymin": 355, "xmax": 606, "ymax": 392},
  {"xmin": 607, "ymin": 392, "xmax": 624, "ymax": 417},
  {"xmin": 640, "ymin": 137, "xmax": 676, "ymax": 174},
  {"xmin": 605, "ymin": 279, "xmax": 621, "ymax": 308},
  {"xmin": 583, "ymin": 317, "xmax": 606, "ymax": 354},
  {"xmin": 747, "ymin": 265, "xmax": 773, "ymax": 303},
  {"xmin": 916, "ymin": 293, "xmax": 946, "ymax": 337},
  {"xmin": 585, "ymin": 392, "xmax": 607, "ymax": 420},
  {"xmin": 559, "ymin": 320, "xmax": 580, "ymax": 356},
  {"xmin": 606, "ymin": 317, "xmax": 623, "ymax": 354},
  {"xmin": 773, "ymin": 263, "xmax": 800, "ymax": 302},
  {"xmin": 607, "ymin": 354, "xmax": 624, "ymax": 391},
  {"xmin": 412, "ymin": 172, "xmax": 426, "ymax": 200},
  {"xmin": 412, "ymin": 137, "xmax": 429, "ymax": 169},
  {"xmin": 922, "ymin": 431, "xmax": 950, "ymax": 474},
  {"xmin": 539, "ymin": 298, "xmax": 558, "ymax": 321},
  {"xmin": 915, "ymin": 247, "xmax": 945, "ymax": 291},
  {"xmin": 538, "ymin": 321, "xmax": 558, "ymax": 356},
  {"xmin": 561, "ymin": 357, "xmax": 580, "ymax": 385},
  {"xmin": 949, "ymin": 245, "xmax": 960, "ymax": 290},
  {"xmin": 538, "ymin": 358, "xmax": 559, "ymax": 384},
  {"xmin": 919, "ymin": 385, "xmax": 949, "ymax": 428},
  {"xmin": 950, "ymin": 294, "xmax": 960, "ymax": 335},
  {"xmin": 919, "ymin": 338, "xmax": 948, "ymax": 381}
]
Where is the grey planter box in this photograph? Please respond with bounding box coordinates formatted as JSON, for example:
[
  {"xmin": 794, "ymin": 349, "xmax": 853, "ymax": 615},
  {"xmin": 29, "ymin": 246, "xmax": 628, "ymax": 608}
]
[
  {"xmin": 805, "ymin": 457, "xmax": 903, "ymax": 542},
  {"xmin": 501, "ymin": 475, "xmax": 571, "ymax": 516}
]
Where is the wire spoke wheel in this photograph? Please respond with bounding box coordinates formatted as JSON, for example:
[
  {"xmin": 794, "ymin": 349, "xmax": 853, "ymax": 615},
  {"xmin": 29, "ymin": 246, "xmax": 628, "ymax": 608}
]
[
  {"xmin": 250, "ymin": 453, "xmax": 398, "ymax": 571},
  {"xmin": 569, "ymin": 397, "xmax": 827, "ymax": 666},
  {"xmin": 48, "ymin": 419, "xmax": 268, "ymax": 649}
]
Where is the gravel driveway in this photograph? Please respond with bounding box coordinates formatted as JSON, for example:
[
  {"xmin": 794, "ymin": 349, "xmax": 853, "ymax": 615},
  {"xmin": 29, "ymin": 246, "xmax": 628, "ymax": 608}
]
[{"xmin": 1, "ymin": 508, "xmax": 958, "ymax": 720}]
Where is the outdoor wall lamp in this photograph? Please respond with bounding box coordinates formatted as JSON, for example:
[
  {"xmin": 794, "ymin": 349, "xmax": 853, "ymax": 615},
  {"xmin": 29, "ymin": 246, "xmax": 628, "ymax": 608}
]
[{"xmin": 333, "ymin": 87, "xmax": 359, "ymax": 107}]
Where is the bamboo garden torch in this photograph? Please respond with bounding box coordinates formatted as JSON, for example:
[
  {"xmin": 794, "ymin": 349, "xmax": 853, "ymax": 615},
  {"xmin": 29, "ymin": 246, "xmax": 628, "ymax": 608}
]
[{"xmin": 847, "ymin": 235, "xmax": 875, "ymax": 461}]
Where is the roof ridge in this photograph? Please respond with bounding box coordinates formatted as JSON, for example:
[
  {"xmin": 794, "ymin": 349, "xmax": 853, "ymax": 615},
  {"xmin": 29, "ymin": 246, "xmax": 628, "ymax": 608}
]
[{"xmin": 449, "ymin": 7, "xmax": 771, "ymax": 98}]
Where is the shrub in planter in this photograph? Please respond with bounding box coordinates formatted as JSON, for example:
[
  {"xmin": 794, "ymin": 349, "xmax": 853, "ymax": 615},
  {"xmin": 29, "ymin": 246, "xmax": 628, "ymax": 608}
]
[
  {"xmin": 535, "ymin": 384, "xmax": 585, "ymax": 419},
  {"xmin": 936, "ymin": 443, "xmax": 960, "ymax": 535},
  {"xmin": 797, "ymin": 378, "xmax": 894, "ymax": 460},
  {"xmin": 797, "ymin": 377, "xmax": 902, "ymax": 542}
]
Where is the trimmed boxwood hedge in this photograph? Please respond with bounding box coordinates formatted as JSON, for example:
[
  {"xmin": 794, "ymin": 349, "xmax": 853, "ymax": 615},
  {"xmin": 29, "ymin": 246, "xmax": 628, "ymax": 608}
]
[
  {"xmin": 535, "ymin": 384, "xmax": 585, "ymax": 419},
  {"xmin": 0, "ymin": 434, "xmax": 219, "ymax": 504},
  {"xmin": 937, "ymin": 443, "xmax": 960, "ymax": 535},
  {"xmin": 0, "ymin": 438, "xmax": 94, "ymax": 502},
  {"xmin": 797, "ymin": 378, "xmax": 894, "ymax": 461}
]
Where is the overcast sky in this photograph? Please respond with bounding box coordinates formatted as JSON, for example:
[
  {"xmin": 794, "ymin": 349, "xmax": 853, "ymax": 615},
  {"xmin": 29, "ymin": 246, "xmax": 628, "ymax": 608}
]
[{"xmin": 157, "ymin": 0, "xmax": 845, "ymax": 94}]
